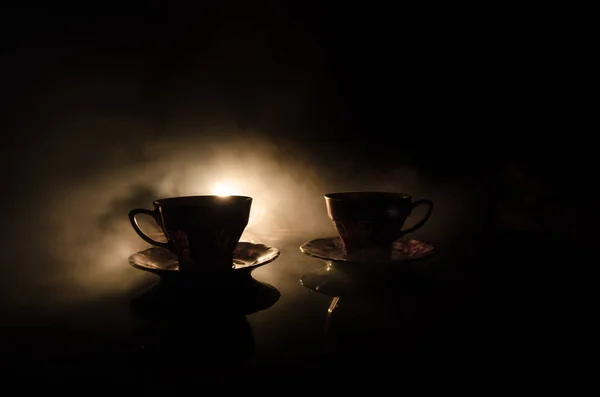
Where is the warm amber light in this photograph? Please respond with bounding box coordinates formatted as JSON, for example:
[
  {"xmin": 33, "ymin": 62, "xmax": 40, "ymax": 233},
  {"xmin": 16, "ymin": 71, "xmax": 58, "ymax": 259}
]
[{"xmin": 211, "ymin": 182, "xmax": 239, "ymax": 196}]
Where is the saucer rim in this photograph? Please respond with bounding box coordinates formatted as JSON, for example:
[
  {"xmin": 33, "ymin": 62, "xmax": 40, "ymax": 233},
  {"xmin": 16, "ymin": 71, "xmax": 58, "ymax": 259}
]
[
  {"xmin": 299, "ymin": 236, "xmax": 437, "ymax": 265},
  {"xmin": 128, "ymin": 241, "xmax": 281, "ymax": 275}
]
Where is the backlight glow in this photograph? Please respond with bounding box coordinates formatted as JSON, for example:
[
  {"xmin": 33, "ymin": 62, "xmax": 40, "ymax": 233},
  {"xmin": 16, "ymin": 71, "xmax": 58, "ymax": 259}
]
[{"xmin": 212, "ymin": 182, "xmax": 239, "ymax": 196}]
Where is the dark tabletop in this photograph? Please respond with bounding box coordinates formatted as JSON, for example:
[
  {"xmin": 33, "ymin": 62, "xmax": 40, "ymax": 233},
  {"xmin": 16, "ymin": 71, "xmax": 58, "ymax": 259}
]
[{"xmin": 0, "ymin": 223, "xmax": 577, "ymax": 389}]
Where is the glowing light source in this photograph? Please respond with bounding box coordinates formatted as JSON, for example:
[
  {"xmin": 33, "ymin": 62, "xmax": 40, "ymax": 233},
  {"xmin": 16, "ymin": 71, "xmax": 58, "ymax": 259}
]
[
  {"xmin": 211, "ymin": 182, "xmax": 239, "ymax": 197},
  {"xmin": 208, "ymin": 180, "xmax": 263, "ymax": 228}
]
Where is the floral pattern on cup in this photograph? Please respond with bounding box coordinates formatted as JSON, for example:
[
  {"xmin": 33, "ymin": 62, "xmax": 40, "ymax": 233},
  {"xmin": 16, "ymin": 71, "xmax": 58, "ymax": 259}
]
[
  {"xmin": 171, "ymin": 230, "xmax": 194, "ymax": 272},
  {"xmin": 215, "ymin": 229, "xmax": 235, "ymax": 251}
]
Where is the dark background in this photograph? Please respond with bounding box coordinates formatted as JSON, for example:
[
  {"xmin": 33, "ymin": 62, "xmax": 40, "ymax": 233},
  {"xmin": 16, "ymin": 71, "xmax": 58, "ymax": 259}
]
[
  {"xmin": 2, "ymin": 3, "xmax": 575, "ymax": 164},
  {"xmin": 0, "ymin": 1, "xmax": 586, "ymax": 364},
  {"xmin": 0, "ymin": 2, "xmax": 591, "ymax": 388}
]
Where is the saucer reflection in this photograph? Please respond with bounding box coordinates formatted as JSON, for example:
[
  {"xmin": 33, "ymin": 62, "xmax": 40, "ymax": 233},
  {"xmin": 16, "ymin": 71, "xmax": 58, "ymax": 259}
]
[{"xmin": 300, "ymin": 260, "xmax": 419, "ymax": 298}]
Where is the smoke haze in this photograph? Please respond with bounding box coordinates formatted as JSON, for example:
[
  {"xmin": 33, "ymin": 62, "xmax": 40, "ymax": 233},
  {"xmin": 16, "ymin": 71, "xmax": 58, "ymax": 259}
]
[
  {"xmin": 1, "ymin": 111, "xmax": 480, "ymax": 310},
  {"xmin": 1, "ymin": 7, "xmax": 519, "ymax": 312}
]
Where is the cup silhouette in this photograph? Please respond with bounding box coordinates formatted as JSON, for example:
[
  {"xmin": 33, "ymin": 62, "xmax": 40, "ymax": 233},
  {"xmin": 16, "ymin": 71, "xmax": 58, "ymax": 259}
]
[
  {"xmin": 325, "ymin": 191, "xmax": 433, "ymax": 262},
  {"xmin": 128, "ymin": 195, "xmax": 252, "ymax": 274}
]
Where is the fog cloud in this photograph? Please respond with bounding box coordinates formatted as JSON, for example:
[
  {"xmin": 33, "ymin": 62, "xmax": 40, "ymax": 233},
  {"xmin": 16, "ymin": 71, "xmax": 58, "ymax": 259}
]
[{"xmin": 1, "ymin": 30, "xmax": 483, "ymax": 311}]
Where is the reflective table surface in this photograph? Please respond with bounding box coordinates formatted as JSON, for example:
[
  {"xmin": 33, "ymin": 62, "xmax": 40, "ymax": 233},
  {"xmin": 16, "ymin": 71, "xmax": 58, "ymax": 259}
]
[{"xmin": 0, "ymin": 228, "xmax": 575, "ymax": 388}]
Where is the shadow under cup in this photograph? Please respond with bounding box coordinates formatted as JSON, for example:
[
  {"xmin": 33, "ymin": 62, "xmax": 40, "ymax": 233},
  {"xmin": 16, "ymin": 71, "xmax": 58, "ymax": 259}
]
[
  {"xmin": 129, "ymin": 195, "xmax": 252, "ymax": 274},
  {"xmin": 325, "ymin": 192, "xmax": 434, "ymax": 262}
]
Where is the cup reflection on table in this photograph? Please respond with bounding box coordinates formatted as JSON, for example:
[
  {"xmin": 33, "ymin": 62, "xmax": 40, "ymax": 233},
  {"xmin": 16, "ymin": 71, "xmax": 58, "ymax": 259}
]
[
  {"xmin": 324, "ymin": 293, "xmax": 423, "ymax": 364},
  {"xmin": 130, "ymin": 285, "xmax": 256, "ymax": 379},
  {"xmin": 129, "ymin": 264, "xmax": 281, "ymax": 380},
  {"xmin": 319, "ymin": 262, "xmax": 445, "ymax": 368}
]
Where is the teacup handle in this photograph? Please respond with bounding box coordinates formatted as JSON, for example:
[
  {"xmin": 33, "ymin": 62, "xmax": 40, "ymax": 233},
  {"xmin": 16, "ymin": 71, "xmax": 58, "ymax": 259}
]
[
  {"xmin": 128, "ymin": 208, "xmax": 170, "ymax": 249},
  {"xmin": 401, "ymin": 199, "xmax": 434, "ymax": 235}
]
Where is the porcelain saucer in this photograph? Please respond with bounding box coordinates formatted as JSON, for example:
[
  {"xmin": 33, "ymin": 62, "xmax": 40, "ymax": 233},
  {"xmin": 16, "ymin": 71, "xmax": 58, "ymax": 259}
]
[
  {"xmin": 299, "ymin": 237, "xmax": 437, "ymax": 296},
  {"xmin": 129, "ymin": 241, "xmax": 280, "ymax": 276},
  {"xmin": 299, "ymin": 236, "xmax": 436, "ymax": 264}
]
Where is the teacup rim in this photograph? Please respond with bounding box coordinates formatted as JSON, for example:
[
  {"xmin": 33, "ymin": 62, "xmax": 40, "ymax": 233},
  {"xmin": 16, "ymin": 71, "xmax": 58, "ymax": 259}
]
[
  {"xmin": 153, "ymin": 195, "xmax": 253, "ymax": 206},
  {"xmin": 324, "ymin": 191, "xmax": 412, "ymax": 201}
]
